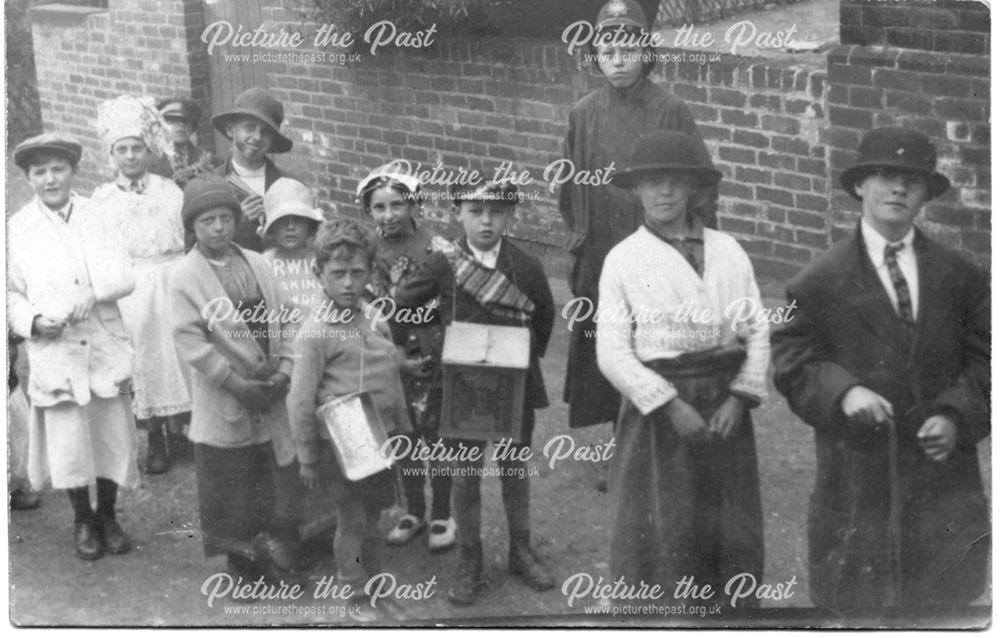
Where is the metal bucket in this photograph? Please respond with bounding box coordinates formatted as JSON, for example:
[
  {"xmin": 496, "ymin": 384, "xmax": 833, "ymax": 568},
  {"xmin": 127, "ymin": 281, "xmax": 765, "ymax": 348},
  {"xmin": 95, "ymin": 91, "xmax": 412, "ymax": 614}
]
[{"xmin": 317, "ymin": 391, "xmax": 393, "ymax": 481}]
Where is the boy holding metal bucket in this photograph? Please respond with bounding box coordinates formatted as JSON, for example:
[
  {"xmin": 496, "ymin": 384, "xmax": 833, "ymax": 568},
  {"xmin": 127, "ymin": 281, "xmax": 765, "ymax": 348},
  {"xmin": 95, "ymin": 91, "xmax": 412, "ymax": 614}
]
[{"xmin": 286, "ymin": 217, "xmax": 414, "ymax": 622}]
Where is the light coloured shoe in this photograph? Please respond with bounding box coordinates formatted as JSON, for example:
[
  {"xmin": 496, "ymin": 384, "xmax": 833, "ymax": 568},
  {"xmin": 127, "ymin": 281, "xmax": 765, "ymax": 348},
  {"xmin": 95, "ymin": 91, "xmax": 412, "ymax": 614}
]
[
  {"xmin": 428, "ymin": 517, "xmax": 457, "ymax": 552},
  {"xmin": 385, "ymin": 514, "xmax": 426, "ymax": 546}
]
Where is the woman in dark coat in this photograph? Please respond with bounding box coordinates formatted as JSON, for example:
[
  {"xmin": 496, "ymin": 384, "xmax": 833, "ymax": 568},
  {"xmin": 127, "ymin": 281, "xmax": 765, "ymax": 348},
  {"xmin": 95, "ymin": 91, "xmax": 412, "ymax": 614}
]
[{"xmin": 561, "ymin": 0, "xmax": 717, "ymax": 429}]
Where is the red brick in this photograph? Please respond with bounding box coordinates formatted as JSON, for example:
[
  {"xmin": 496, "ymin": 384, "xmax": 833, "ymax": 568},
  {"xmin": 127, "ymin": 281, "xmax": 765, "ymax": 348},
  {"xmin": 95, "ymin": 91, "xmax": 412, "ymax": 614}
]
[
  {"xmin": 829, "ymin": 106, "xmax": 873, "ymax": 129},
  {"xmin": 733, "ymin": 129, "xmax": 768, "ymax": 148},
  {"xmin": 720, "ymin": 109, "xmax": 758, "ymax": 127},
  {"xmin": 718, "ymin": 145, "xmax": 756, "ymax": 164}
]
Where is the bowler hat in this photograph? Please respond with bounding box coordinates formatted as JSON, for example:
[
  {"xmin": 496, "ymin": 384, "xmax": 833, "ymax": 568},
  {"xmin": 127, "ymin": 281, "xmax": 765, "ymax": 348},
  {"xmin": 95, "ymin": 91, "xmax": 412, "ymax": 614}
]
[
  {"xmin": 451, "ymin": 179, "xmax": 522, "ymax": 206},
  {"xmin": 157, "ymin": 97, "xmax": 202, "ymax": 126},
  {"xmin": 211, "ymin": 87, "xmax": 293, "ymax": 154},
  {"xmin": 841, "ymin": 127, "xmax": 950, "ymax": 200},
  {"xmin": 13, "ymin": 132, "xmax": 83, "ymax": 171},
  {"xmin": 181, "ymin": 175, "xmax": 242, "ymax": 232},
  {"xmin": 262, "ymin": 178, "xmax": 323, "ymax": 235},
  {"xmin": 596, "ymin": 0, "xmax": 648, "ymax": 31},
  {"xmin": 611, "ymin": 131, "xmax": 722, "ymax": 189}
]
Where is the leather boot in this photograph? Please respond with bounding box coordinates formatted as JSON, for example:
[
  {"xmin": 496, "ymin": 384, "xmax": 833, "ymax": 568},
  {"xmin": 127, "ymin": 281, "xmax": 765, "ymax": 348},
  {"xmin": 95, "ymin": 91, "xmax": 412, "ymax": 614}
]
[
  {"xmin": 508, "ymin": 530, "xmax": 555, "ymax": 591},
  {"xmin": 447, "ymin": 542, "xmax": 483, "ymax": 606},
  {"xmin": 146, "ymin": 423, "xmax": 170, "ymax": 474}
]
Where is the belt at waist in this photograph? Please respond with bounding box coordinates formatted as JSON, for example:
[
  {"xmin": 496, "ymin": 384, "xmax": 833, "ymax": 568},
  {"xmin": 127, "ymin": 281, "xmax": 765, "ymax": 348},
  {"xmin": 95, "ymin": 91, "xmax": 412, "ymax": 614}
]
[{"xmin": 645, "ymin": 343, "xmax": 747, "ymax": 379}]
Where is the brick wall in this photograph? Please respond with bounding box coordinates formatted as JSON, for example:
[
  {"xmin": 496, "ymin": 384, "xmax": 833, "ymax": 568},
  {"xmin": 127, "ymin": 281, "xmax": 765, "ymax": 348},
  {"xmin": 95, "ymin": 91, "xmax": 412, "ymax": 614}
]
[
  {"xmin": 26, "ymin": 0, "xmax": 990, "ymax": 276},
  {"xmin": 28, "ymin": 0, "xmax": 209, "ymax": 188},
  {"xmin": 829, "ymin": 0, "xmax": 990, "ymax": 265}
]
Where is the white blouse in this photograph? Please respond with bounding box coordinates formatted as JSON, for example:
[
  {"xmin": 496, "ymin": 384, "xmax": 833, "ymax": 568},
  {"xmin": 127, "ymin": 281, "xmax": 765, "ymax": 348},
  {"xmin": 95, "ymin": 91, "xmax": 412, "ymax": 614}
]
[{"xmin": 596, "ymin": 226, "xmax": 770, "ymax": 415}]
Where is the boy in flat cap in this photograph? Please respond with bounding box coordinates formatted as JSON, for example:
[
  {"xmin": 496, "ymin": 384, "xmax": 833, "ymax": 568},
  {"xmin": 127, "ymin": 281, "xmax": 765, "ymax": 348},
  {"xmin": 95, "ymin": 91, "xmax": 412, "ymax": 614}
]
[
  {"xmin": 8, "ymin": 133, "xmax": 138, "ymax": 560},
  {"xmin": 561, "ymin": 0, "xmax": 718, "ymax": 445},
  {"xmin": 152, "ymin": 97, "xmax": 219, "ymax": 188},
  {"xmin": 393, "ymin": 180, "xmax": 556, "ymax": 606},
  {"xmin": 771, "ymin": 127, "xmax": 990, "ymax": 610},
  {"xmin": 212, "ymin": 87, "xmax": 296, "ymax": 252}
]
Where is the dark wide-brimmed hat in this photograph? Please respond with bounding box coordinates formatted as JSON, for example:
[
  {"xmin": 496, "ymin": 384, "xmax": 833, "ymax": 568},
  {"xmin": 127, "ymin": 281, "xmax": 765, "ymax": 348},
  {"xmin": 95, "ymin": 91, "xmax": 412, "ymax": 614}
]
[
  {"xmin": 841, "ymin": 127, "xmax": 950, "ymax": 200},
  {"xmin": 595, "ymin": 0, "xmax": 648, "ymax": 31},
  {"xmin": 611, "ymin": 131, "xmax": 722, "ymax": 189},
  {"xmin": 13, "ymin": 132, "xmax": 83, "ymax": 171},
  {"xmin": 210, "ymin": 87, "xmax": 293, "ymax": 154},
  {"xmin": 451, "ymin": 179, "xmax": 522, "ymax": 206},
  {"xmin": 181, "ymin": 175, "xmax": 242, "ymax": 232},
  {"xmin": 157, "ymin": 97, "xmax": 202, "ymax": 126}
]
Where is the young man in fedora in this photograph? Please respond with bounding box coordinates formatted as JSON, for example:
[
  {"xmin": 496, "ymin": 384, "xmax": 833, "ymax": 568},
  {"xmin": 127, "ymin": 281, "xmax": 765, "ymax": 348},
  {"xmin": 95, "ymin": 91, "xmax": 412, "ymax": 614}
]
[
  {"xmin": 152, "ymin": 97, "xmax": 219, "ymax": 188},
  {"xmin": 771, "ymin": 127, "xmax": 990, "ymax": 611},
  {"xmin": 596, "ymin": 130, "xmax": 769, "ymax": 609},
  {"xmin": 211, "ymin": 87, "xmax": 295, "ymax": 252},
  {"xmin": 8, "ymin": 133, "xmax": 138, "ymax": 560},
  {"xmin": 560, "ymin": 0, "xmax": 718, "ymax": 472}
]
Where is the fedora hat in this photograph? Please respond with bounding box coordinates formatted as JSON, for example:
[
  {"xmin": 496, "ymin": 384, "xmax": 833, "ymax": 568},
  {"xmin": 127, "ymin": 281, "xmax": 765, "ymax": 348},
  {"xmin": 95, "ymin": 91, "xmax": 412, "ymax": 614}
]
[
  {"xmin": 13, "ymin": 132, "xmax": 83, "ymax": 171},
  {"xmin": 841, "ymin": 127, "xmax": 950, "ymax": 200},
  {"xmin": 262, "ymin": 178, "xmax": 323, "ymax": 235},
  {"xmin": 211, "ymin": 87, "xmax": 293, "ymax": 154},
  {"xmin": 611, "ymin": 131, "xmax": 722, "ymax": 189},
  {"xmin": 157, "ymin": 97, "xmax": 202, "ymax": 126}
]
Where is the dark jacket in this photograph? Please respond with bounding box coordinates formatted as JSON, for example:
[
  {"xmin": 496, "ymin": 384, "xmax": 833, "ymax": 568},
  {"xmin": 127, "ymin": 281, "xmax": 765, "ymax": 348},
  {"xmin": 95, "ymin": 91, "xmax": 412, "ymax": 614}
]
[
  {"xmin": 393, "ymin": 237, "xmax": 555, "ymax": 412},
  {"xmin": 216, "ymin": 156, "xmax": 288, "ymax": 253},
  {"xmin": 771, "ymin": 224, "xmax": 990, "ymax": 610}
]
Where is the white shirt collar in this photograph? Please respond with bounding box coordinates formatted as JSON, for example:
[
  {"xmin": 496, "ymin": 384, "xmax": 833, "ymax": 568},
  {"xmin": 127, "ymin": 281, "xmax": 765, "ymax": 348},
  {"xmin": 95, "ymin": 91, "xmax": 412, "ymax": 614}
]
[
  {"xmin": 36, "ymin": 194, "xmax": 76, "ymax": 225},
  {"xmin": 231, "ymin": 158, "xmax": 266, "ymax": 178},
  {"xmin": 466, "ymin": 239, "xmax": 501, "ymax": 268},
  {"xmin": 861, "ymin": 219, "xmax": 915, "ymax": 267}
]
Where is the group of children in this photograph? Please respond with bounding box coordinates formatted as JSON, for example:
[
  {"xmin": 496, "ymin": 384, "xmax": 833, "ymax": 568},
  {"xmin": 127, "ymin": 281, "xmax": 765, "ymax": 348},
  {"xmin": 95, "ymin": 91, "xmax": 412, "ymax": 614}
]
[{"xmin": 10, "ymin": 0, "xmax": 986, "ymax": 621}]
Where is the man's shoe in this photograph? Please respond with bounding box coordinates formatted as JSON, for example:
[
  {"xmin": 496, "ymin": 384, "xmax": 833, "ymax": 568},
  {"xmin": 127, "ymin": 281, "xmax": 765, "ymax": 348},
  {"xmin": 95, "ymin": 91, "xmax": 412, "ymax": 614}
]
[
  {"xmin": 428, "ymin": 518, "xmax": 457, "ymax": 552},
  {"xmin": 74, "ymin": 520, "xmax": 104, "ymax": 560},
  {"xmin": 447, "ymin": 542, "xmax": 483, "ymax": 606},
  {"xmin": 347, "ymin": 596, "xmax": 384, "ymax": 623},
  {"xmin": 10, "ymin": 488, "xmax": 41, "ymax": 511},
  {"xmin": 509, "ymin": 531, "xmax": 555, "ymax": 591},
  {"xmin": 385, "ymin": 514, "xmax": 426, "ymax": 546},
  {"xmin": 98, "ymin": 516, "xmax": 132, "ymax": 555}
]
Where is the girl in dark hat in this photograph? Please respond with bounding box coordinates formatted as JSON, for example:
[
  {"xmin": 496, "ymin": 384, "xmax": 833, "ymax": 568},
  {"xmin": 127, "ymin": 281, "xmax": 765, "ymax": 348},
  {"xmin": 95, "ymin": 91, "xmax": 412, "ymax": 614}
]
[
  {"xmin": 561, "ymin": 0, "xmax": 718, "ymax": 443},
  {"xmin": 169, "ymin": 175, "xmax": 305, "ymax": 584},
  {"xmin": 596, "ymin": 131, "xmax": 768, "ymax": 610},
  {"xmin": 211, "ymin": 87, "xmax": 296, "ymax": 253}
]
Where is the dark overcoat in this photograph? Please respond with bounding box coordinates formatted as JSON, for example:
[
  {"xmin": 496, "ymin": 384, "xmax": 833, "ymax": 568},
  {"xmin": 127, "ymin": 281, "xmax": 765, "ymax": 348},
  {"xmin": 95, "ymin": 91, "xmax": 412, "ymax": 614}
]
[{"xmin": 771, "ymin": 224, "xmax": 990, "ymax": 610}]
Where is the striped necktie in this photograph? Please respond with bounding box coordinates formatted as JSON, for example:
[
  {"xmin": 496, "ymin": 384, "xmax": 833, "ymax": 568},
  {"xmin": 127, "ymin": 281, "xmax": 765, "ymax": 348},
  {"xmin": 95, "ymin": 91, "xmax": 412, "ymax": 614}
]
[{"xmin": 884, "ymin": 242, "xmax": 913, "ymax": 324}]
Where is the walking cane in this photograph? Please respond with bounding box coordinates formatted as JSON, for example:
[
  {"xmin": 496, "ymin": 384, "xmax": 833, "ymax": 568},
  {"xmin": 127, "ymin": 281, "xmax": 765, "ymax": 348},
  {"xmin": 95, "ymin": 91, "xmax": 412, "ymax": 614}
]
[{"xmin": 886, "ymin": 417, "xmax": 903, "ymax": 607}]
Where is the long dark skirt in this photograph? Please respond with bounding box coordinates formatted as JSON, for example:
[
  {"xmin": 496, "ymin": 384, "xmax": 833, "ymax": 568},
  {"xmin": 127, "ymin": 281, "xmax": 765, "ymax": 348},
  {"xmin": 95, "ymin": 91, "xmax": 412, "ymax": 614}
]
[
  {"xmin": 609, "ymin": 368, "xmax": 764, "ymax": 609},
  {"xmin": 195, "ymin": 442, "xmax": 275, "ymax": 558}
]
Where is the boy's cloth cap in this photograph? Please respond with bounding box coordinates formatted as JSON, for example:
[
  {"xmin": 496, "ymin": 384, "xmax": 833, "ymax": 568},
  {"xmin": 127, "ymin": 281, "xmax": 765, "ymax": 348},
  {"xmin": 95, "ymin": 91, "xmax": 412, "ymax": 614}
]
[{"xmin": 13, "ymin": 133, "xmax": 83, "ymax": 171}]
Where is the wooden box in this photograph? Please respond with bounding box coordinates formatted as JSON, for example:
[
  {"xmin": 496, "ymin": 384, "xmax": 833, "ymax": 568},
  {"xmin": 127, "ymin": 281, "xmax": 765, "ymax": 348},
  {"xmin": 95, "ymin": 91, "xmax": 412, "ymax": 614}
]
[{"xmin": 439, "ymin": 322, "xmax": 530, "ymax": 442}]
